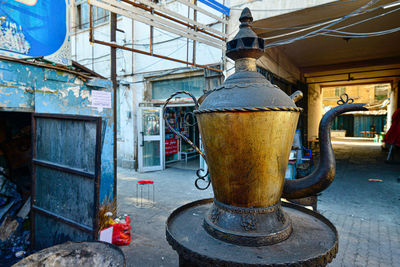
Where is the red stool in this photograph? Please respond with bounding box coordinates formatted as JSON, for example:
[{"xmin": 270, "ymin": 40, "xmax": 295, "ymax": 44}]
[{"xmin": 136, "ymin": 180, "xmax": 155, "ymax": 208}]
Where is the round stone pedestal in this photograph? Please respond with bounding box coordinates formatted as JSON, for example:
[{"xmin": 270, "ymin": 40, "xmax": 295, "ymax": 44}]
[{"xmin": 166, "ymin": 198, "xmax": 338, "ymax": 267}]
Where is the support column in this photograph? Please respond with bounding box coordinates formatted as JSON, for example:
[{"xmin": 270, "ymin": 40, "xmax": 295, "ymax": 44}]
[
  {"xmin": 308, "ymin": 84, "xmax": 323, "ymax": 142},
  {"xmin": 111, "ymin": 12, "xmax": 117, "ymax": 200},
  {"xmin": 387, "ymin": 78, "xmax": 399, "ymax": 131}
]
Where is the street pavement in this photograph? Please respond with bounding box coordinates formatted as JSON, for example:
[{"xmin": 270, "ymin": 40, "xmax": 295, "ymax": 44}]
[{"xmin": 117, "ymin": 138, "xmax": 400, "ymax": 266}]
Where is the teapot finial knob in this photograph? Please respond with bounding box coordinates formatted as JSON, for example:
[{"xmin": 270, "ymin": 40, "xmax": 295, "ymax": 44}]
[
  {"xmin": 239, "ymin": 7, "xmax": 253, "ymax": 24},
  {"xmin": 226, "ymin": 8, "xmax": 264, "ymax": 62}
]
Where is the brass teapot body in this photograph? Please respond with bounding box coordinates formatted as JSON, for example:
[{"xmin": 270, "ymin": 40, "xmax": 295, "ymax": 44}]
[{"xmin": 163, "ymin": 8, "xmax": 367, "ymax": 246}]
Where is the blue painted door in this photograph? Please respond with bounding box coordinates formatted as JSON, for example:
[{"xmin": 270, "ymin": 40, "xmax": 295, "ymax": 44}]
[{"xmin": 31, "ymin": 113, "xmax": 101, "ymax": 250}]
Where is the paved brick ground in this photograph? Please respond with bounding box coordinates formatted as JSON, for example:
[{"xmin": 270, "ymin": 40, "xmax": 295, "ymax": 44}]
[
  {"xmin": 117, "ymin": 138, "xmax": 400, "ymax": 266},
  {"xmin": 317, "ymin": 139, "xmax": 400, "ymax": 267}
]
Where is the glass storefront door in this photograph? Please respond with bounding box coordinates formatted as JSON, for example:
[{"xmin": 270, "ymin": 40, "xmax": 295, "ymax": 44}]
[{"xmin": 138, "ymin": 107, "xmax": 164, "ymax": 172}]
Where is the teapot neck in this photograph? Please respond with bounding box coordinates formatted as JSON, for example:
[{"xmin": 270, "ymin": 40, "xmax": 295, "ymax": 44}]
[{"xmin": 235, "ymin": 58, "xmax": 257, "ymax": 72}]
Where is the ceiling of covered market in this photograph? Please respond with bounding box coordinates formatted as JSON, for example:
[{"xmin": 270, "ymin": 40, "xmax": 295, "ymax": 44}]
[{"xmin": 253, "ymin": 0, "xmax": 400, "ymax": 73}]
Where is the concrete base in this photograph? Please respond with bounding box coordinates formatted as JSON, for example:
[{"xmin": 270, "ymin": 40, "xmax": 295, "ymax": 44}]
[
  {"xmin": 331, "ymin": 130, "xmax": 346, "ymax": 137},
  {"xmin": 118, "ymin": 159, "xmax": 135, "ymax": 169}
]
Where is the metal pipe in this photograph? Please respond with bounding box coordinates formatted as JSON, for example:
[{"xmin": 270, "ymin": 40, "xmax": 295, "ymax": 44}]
[
  {"xmin": 89, "ymin": 4, "xmax": 93, "ymax": 43},
  {"xmin": 120, "ymin": 0, "xmax": 225, "ymax": 41},
  {"xmin": 93, "ymin": 38, "xmax": 223, "ymax": 73},
  {"xmin": 150, "ymin": 25, "xmax": 153, "ymax": 55},
  {"xmin": 186, "ymin": 6, "xmax": 190, "ymax": 65},
  {"xmin": 192, "ymin": 0, "xmax": 197, "ymax": 65},
  {"xmin": 111, "ymin": 13, "xmax": 118, "ymax": 202}
]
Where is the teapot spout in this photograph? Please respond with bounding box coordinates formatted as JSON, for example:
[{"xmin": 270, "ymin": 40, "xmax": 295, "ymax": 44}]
[{"xmin": 283, "ymin": 102, "xmax": 368, "ymax": 199}]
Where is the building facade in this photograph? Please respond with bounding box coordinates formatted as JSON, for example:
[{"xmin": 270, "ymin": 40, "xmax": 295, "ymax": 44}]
[
  {"xmin": 71, "ymin": 0, "xmax": 400, "ymax": 170},
  {"xmin": 71, "ymin": 0, "xmax": 226, "ymax": 171}
]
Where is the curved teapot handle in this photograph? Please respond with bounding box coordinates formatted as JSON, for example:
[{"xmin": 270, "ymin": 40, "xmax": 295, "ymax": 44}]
[
  {"xmin": 163, "ymin": 91, "xmax": 210, "ymax": 190},
  {"xmin": 162, "ymin": 91, "xmax": 206, "ymax": 161}
]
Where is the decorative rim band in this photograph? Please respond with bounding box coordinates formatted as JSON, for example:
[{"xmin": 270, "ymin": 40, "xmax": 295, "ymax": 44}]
[
  {"xmin": 194, "ymin": 106, "xmax": 303, "ymax": 113},
  {"xmin": 213, "ymin": 199, "xmax": 280, "ymax": 214}
]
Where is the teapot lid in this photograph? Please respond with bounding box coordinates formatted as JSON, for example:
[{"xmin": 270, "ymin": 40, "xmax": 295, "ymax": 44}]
[{"xmin": 198, "ymin": 8, "xmax": 302, "ymax": 113}]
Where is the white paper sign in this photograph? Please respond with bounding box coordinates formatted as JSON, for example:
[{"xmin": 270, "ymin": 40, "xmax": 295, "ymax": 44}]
[
  {"xmin": 99, "ymin": 226, "xmax": 113, "ymax": 244},
  {"xmin": 91, "ymin": 91, "xmax": 112, "ymax": 109}
]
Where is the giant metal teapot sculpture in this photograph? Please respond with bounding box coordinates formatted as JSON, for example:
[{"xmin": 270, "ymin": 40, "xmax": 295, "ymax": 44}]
[{"xmin": 163, "ymin": 8, "xmax": 367, "ymax": 246}]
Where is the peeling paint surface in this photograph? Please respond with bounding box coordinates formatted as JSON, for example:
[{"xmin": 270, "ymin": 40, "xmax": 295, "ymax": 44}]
[{"xmin": 0, "ymin": 59, "xmax": 114, "ymax": 200}]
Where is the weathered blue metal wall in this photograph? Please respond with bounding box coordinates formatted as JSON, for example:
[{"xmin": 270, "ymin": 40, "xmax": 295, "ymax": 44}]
[
  {"xmin": 331, "ymin": 115, "xmax": 354, "ymax": 137},
  {"xmin": 0, "ymin": 58, "xmax": 114, "ymax": 201},
  {"xmin": 331, "ymin": 114, "xmax": 386, "ymax": 137},
  {"xmin": 354, "ymin": 115, "xmax": 386, "ymax": 137},
  {"xmin": 0, "ymin": 60, "xmax": 34, "ymax": 112}
]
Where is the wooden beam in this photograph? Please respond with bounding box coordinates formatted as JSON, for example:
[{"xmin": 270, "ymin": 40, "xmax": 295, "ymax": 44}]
[
  {"xmin": 320, "ymin": 80, "xmax": 393, "ymax": 88},
  {"xmin": 301, "ymin": 56, "xmax": 400, "ymax": 74}
]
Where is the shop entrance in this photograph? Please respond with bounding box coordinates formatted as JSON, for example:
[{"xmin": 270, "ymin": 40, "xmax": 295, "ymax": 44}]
[
  {"xmin": 164, "ymin": 105, "xmax": 200, "ymax": 170},
  {"xmin": 137, "ymin": 107, "xmax": 164, "ymax": 172},
  {"xmin": 0, "ymin": 112, "xmax": 32, "ymax": 194},
  {"xmin": 0, "ymin": 111, "xmax": 32, "ymax": 264}
]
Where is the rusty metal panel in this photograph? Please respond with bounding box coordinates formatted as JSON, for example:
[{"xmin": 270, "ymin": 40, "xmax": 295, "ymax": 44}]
[
  {"xmin": 35, "ymin": 117, "xmax": 97, "ymax": 173},
  {"xmin": 32, "ymin": 113, "xmax": 101, "ymax": 250},
  {"xmin": 34, "ymin": 166, "xmax": 95, "ymax": 226}
]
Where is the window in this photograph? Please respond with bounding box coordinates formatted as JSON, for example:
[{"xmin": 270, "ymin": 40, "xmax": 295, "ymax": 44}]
[
  {"xmin": 204, "ymin": 68, "xmax": 223, "ymax": 91},
  {"xmin": 335, "ymin": 87, "xmax": 346, "ymax": 97},
  {"xmin": 374, "ymin": 84, "xmax": 389, "ymax": 101},
  {"xmin": 74, "ymin": 1, "xmax": 109, "ymax": 31},
  {"xmin": 152, "ymin": 76, "xmax": 205, "ymax": 100}
]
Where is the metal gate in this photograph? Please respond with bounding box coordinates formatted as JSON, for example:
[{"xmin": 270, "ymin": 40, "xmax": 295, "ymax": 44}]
[{"xmin": 31, "ymin": 113, "xmax": 102, "ymax": 250}]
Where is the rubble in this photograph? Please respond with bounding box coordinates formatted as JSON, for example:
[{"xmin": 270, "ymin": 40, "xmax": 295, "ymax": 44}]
[
  {"xmin": 0, "ymin": 171, "xmax": 31, "ymax": 265},
  {"xmin": 0, "ymin": 216, "xmax": 19, "ymax": 242}
]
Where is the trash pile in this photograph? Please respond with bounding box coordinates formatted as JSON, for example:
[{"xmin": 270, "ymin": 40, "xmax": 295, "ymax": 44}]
[{"xmin": 0, "ymin": 168, "xmax": 31, "ymax": 266}]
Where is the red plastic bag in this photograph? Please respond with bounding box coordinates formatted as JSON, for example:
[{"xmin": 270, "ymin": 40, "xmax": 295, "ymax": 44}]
[
  {"xmin": 99, "ymin": 216, "xmax": 131, "ymax": 246},
  {"xmin": 112, "ymin": 216, "xmax": 131, "ymax": 246}
]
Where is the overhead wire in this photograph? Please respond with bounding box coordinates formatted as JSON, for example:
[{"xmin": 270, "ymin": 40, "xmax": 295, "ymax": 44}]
[
  {"xmin": 261, "ymin": 18, "xmax": 341, "ymax": 40},
  {"xmin": 320, "ymin": 27, "xmax": 400, "ymax": 38},
  {"xmin": 254, "ymin": 1, "xmax": 389, "ymax": 33},
  {"xmin": 264, "ymin": 0, "xmax": 382, "ymax": 48},
  {"xmin": 304, "ymin": 5, "xmax": 400, "ymax": 39},
  {"xmin": 262, "ymin": 1, "xmax": 400, "ymax": 47},
  {"xmin": 333, "ymin": 5, "xmax": 400, "ymax": 31}
]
